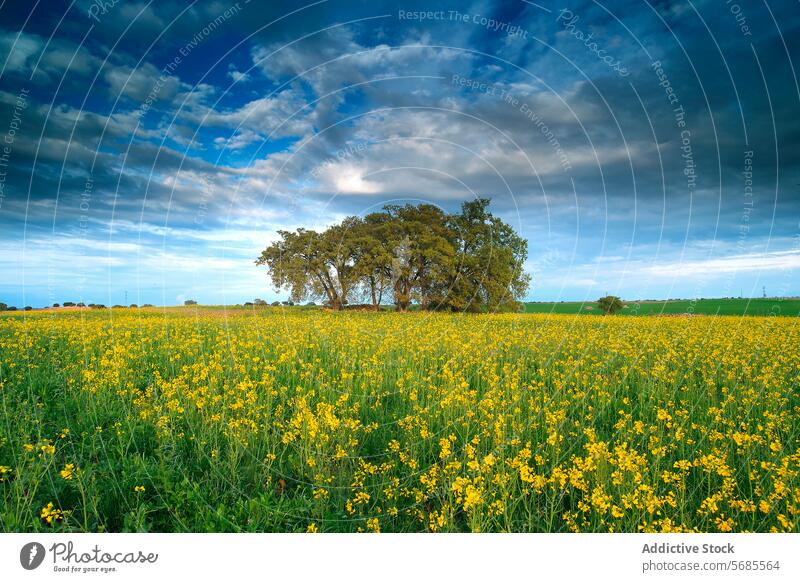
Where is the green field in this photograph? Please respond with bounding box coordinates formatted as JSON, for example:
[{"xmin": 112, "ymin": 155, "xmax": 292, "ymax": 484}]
[{"xmin": 525, "ymin": 298, "xmax": 800, "ymax": 317}]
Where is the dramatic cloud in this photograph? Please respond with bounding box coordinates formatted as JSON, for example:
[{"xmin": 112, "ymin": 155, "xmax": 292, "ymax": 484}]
[{"xmin": 0, "ymin": 0, "xmax": 798, "ymax": 306}]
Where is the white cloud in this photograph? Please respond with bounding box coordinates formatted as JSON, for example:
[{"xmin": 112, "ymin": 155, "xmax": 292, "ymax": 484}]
[{"xmin": 644, "ymin": 250, "xmax": 800, "ymax": 278}]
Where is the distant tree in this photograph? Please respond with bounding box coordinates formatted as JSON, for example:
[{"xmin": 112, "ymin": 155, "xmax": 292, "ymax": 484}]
[
  {"xmin": 129, "ymin": 304, "xmax": 138, "ymax": 308},
  {"xmin": 271, "ymin": 301, "xmax": 281, "ymax": 307},
  {"xmin": 76, "ymin": 302, "xmax": 86, "ymax": 307},
  {"xmin": 0, "ymin": 302, "xmax": 7, "ymax": 311},
  {"xmin": 305, "ymin": 301, "xmax": 316, "ymax": 306},
  {"xmin": 253, "ymin": 298, "xmax": 267, "ymax": 306},
  {"xmin": 244, "ymin": 301, "xmax": 254, "ymax": 307},
  {"xmin": 597, "ymin": 295, "xmax": 624, "ymax": 315},
  {"xmin": 24, "ymin": 306, "xmax": 32, "ymax": 311},
  {"xmin": 142, "ymin": 304, "xmax": 154, "ymax": 307},
  {"xmin": 52, "ymin": 303, "xmax": 60, "ymax": 308},
  {"xmin": 63, "ymin": 301, "xmax": 76, "ymax": 307},
  {"xmin": 112, "ymin": 305, "xmax": 124, "ymax": 308},
  {"xmin": 184, "ymin": 299, "xmax": 198, "ymax": 306},
  {"xmin": 91, "ymin": 304, "xmax": 106, "ymax": 309},
  {"xmin": 7, "ymin": 306, "xmax": 17, "ymax": 311}
]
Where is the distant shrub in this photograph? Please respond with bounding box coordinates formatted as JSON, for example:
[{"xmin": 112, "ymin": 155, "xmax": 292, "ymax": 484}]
[
  {"xmin": 130, "ymin": 304, "xmax": 138, "ymax": 308},
  {"xmin": 24, "ymin": 306, "xmax": 32, "ymax": 311},
  {"xmin": 0, "ymin": 302, "xmax": 7, "ymax": 311},
  {"xmin": 184, "ymin": 299, "xmax": 198, "ymax": 306},
  {"xmin": 52, "ymin": 303, "xmax": 60, "ymax": 308},
  {"xmin": 271, "ymin": 301, "xmax": 280, "ymax": 307},
  {"xmin": 63, "ymin": 301, "xmax": 76, "ymax": 307},
  {"xmin": 597, "ymin": 295, "xmax": 624, "ymax": 315},
  {"xmin": 253, "ymin": 298, "xmax": 267, "ymax": 306},
  {"xmin": 7, "ymin": 306, "xmax": 17, "ymax": 311}
]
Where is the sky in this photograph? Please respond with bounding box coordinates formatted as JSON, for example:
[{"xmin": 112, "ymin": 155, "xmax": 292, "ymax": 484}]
[{"xmin": 0, "ymin": 0, "xmax": 798, "ymax": 307}]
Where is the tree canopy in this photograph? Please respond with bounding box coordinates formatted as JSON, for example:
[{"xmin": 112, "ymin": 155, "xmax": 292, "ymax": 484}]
[
  {"xmin": 597, "ymin": 295, "xmax": 624, "ymax": 315},
  {"xmin": 256, "ymin": 199, "xmax": 530, "ymax": 312}
]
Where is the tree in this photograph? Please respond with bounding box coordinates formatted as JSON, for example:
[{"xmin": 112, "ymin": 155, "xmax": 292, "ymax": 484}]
[
  {"xmin": 256, "ymin": 199, "xmax": 530, "ymax": 313},
  {"xmin": 382, "ymin": 203, "xmax": 455, "ymax": 311},
  {"xmin": 352, "ymin": 212, "xmax": 394, "ymax": 310},
  {"xmin": 184, "ymin": 299, "xmax": 198, "ymax": 306},
  {"xmin": 0, "ymin": 302, "xmax": 7, "ymax": 311},
  {"xmin": 443, "ymin": 199, "xmax": 529, "ymax": 312},
  {"xmin": 256, "ymin": 224, "xmax": 360, "ymax": 310},
  {"xmin": 597, "ymin": 295, "xmax": 624, "ymax": 315}
]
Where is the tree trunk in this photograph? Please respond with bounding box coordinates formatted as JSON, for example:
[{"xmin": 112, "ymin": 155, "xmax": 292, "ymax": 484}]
[{"xmin": 369, "ymin": 276, "xmax": 378, "ymax": 310}]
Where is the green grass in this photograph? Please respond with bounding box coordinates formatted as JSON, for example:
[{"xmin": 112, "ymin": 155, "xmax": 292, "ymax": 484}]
[{"xmin": 525, "ymin": 298, "xmax": 800, "ymax": 317}]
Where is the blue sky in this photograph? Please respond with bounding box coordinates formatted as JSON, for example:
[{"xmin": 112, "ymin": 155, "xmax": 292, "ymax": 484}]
[{"xmin": 0, "ymin": 0, "xmax": 798, "ymax": 307}]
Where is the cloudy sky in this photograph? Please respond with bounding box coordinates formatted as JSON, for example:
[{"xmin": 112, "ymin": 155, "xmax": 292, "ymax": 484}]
[{"xmin": 0, "ymin": 0, "xmax": 798, "ymax": 307}]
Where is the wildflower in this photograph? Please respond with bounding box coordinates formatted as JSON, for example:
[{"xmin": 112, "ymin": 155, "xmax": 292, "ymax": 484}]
[
  {"xmin": 134, "ymin": 485, "xmax": 145, "ymax": 493},
  {"xmin": 59, "ymin": 463, "xmax": 75, "ymax": 480},
  {"xmin": 306, "ymin": 523, "xmax": 319, "ymax": 533},
  {"xmin": 40, "ymin": 502, "xmax": 64, "ymax": 525}
]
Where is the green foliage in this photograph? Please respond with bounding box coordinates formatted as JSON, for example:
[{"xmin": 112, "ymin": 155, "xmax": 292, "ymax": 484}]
[
  {"xmin": 524, "ymin": 298, "xmax": 800, "ymax": 317},
  {"xmin": 597, "ymin": 295, "xmax": 624, "ymax": 315},
  {"xmin": 256, "ymin": 199, "xmax": 530, "ymax": 312}
]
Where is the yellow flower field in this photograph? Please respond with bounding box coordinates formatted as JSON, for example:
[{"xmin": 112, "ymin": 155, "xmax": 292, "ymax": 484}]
[{"xmin": 0, "ymin": 308, "xmax": 797, "ymax": 532}]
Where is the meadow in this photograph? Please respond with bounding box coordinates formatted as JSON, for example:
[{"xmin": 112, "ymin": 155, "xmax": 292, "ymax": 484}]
[
  {"xmin": 525, "ymin": 298, "xmax": 800, "ymax": 316},
  {"xmin": 0, "ymin": 308, "xmax": 797, "ymax": 532}
]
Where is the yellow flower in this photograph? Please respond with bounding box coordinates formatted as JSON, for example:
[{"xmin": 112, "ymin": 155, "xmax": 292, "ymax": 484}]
[
  {"xmin": 59, "ymin": 463, "xmax": 75, "ymax": 480},
  {"xmin": 715, "ymin": 516, "xmax": 735, "ymax": 532},
  {"xmin": 134, "ymin": 485, "xmax": 146, "ymax": 493},
  {"xmin": 0, "ymin": 465, "xmax": 12, "ymax": 482},
  {"xmin": 40, "ymin": 502, "xmax": 64, "ymax": 525},
  {"xmin": 366, "ymin": 517, "xmax": 380, "ymax": 532},
  {"xmin": 306, "ymin": 523, "xmax": 319, "ymax": 533}
]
